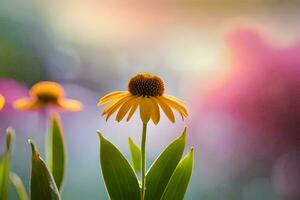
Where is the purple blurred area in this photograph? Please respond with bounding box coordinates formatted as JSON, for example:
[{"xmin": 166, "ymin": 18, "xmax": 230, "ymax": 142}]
[{"xmin": 1, "ymin": 1, "xmax": 300, "ymax": 199}]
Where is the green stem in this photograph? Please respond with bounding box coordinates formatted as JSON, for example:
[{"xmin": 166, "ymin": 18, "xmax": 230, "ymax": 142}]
[{"xmin": 141, "ymin": 123, "xmax": 147, "ymax": 200}]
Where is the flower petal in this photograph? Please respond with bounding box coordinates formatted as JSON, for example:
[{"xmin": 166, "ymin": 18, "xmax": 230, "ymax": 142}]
[
  {"xmin": 116, "ymin": 96, "xmax": 138, "ymax": 122},
  {"xmin": 13, "ymin": 98, "xmax": 38, "ymax": 110},
  {"xmin": 150, "ymin": 98, "xmax": 160, "ymax": 125},
  {"xmin": 127, "ymin": 97, "xmax": 140, "ymax": 122},
  {"xmin": 155, "ymin": 96, "xmax": 175, "ymax": 123},
  {"xmin": 162, "ymin": 95, "xmax": 188, "ymax": 117},
  {"xmin": 0, "ymin": 94, "xmax": 5, "ymax": 110},
  {"xmin": 164, "ymin": 94, "xmax": 187, "ymax": 105},
  {"xmin": 58, "ymin": 99, "xmax": 83, "ymax": 112},
  {"xmin": 97, "ymin": 91, "xmax": 128, "ymax": 106},
  {"xmin": 139, "ymin": 97, "xmax": 152, "ymax": 123},
  {"xmin": 30, "ymin": 81, "xmax": 64, "ymax": 98},
  {"xmin": 102, "ymin": 93, "xmax": 131, "ymax": 115},
  {"xmin": 104, "ymin": 94, "xmax": 132, "ymax": 121}
]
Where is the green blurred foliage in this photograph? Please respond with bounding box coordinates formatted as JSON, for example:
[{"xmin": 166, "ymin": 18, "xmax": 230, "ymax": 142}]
[{"xmin": 0, "ymin": 18, "xmax": 46, "ymax": 85}]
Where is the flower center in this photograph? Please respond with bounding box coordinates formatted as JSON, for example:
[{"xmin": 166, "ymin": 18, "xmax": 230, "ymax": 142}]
[
  {"xmin": 30, "ymin": 81, "xmax": 64, "ymax": 104},
  {"xmin": 36, "ymin": 93, "xmax": 59, "ymax": 104},
  {"xmin": 128, "ymin": 73, "xmax": 165, "ymax": 97}
]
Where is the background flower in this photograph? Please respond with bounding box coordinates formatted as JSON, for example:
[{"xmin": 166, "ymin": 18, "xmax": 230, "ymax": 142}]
[
  {"xmin": 0, "ymin": 94, "xmax": 4, "ymax": 110},
  {"xmin": 13, "ymin": 81, "xmax": 83, "ymax": 112}
]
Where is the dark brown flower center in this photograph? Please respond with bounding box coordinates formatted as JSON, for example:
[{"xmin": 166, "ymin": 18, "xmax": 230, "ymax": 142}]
[
  {"xmin": 128, "ymin": 73, "xmax": 165, "ymax": 97},
  {"xmin": 36, "ymin": 93, "xmax": 59, "ymax": 104}
]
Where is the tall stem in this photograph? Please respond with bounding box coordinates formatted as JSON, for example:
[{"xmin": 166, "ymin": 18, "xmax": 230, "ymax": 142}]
[
  {"xmin": 38, "ymin": 109, "xmax": 47, "ymax": 156},
  {"xmin": 141, "ymin": 123, "xmax": 147, "ymax": 200}
]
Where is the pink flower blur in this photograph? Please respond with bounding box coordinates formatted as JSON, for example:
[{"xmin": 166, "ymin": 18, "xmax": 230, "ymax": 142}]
[
  {"xmin": 0, "ymin": 78, "xmax": 28, "ymax": 113},
  {"xmin": 204, "ymin": 29, "xmax": 300, "ymax": 156},
  {"xmin": 194, "ymin": 29, "xmax": 300, "ymax": 197}
]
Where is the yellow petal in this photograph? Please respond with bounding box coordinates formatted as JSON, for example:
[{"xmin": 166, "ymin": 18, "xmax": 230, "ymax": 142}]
[
  {"xmin": 155, "ymin": 96, "xmax": 175, "ymax": 123},
  {"xmin": 97, "ymin": 91, "xmax": 127, "ymax": 106},
  {"xmin": 58, "ymin": 99, "xmax": 83, "ymax": 112},
  {"xmin": 164, "ymin": 94, "xmax": 187, "ymax": 105},
  {"xmin": 116, "ymin": 96, "xmax": 137, "ymax": 122},
  {"xmin": 30, "ymin": 81, "xmax": 64, "ymax": 98},
  {"xmin": 126, "ymin": 97, "xmax": 140, "ymax": 122},
  {"xmin": 13, "ymin": 98, "xmax": 38, "ymax": 110},
  {"xmin": 104, "ymin": 95, "xmax": 132, "ymax": 121},
  {"xmin": 102, "ymin": 93, "xmax": 131, "ymax": 115},
  {"xmin": 0, "ymin": 94, "xmax": 5, "ymax": 110},
  {"xmin": 162, "ymin": 95, "xmax": 188, "ymax": 117},
  {"xmin": 139, "ymin": 97, "xmax": 152, "ymax": 123},
  {"xmin": 150, "ymin": 98, "xmax": 160, "ymax": 125}
]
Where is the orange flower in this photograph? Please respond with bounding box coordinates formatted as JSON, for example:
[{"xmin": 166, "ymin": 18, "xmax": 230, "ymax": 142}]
[
  {"xmin": 13, "ymin": 81, "xmax": 83, "ymax": 111},
  {"xmin": 0, "ymin": 94, "xmax": 5, "ymax": 110},
  {"xmin": 98, "ymin": 73, "xmax": 188, "ymax": 124}
]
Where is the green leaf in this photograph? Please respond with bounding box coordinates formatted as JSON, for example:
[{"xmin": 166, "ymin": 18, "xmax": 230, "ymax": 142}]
[
  {"xmin": 0, "ymin": 128, "xmax": 15, "ymax": 200},
  {"xmin": 160, "ymin": 148, "xmax": 194, "ymax": 200},
  {"xmin": 145, "ymin": 128, "xmax": 187, "ymax": 200},
  {"xmin": 6, "ymin": 127, "xmax": 15, "ymax": 152},
  {"xmin": 0, "ymin": 154, "xmax": 9, "ymax": 200},
  {"xmin": 128, "ymin": 137, "xmax": 141, "ymax": 174},
  {"xmin": 46, "ymin": 113, "xmax": 66, "ymax": 191},
  {"xmin": 98, "ymin": 132, "xmax": 140, "ymax": 200},
  {"xmin": 29, "ymin": 139, "xmax": 61, "ymax": 200},
  {"xmin": 10, "ymin": 172, "xmax": 28, "ymax": 200}
]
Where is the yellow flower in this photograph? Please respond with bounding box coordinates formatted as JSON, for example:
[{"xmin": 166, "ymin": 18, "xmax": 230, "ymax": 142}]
[
  {"xmin": 97, "ymin": 73, "xmax": 188, "ymax": 124},
  {"xmin": 13, "ymin": 81, "xmax": 83, "ymax": 111},
  {"xmin": 0, "ymin": 94, "xmax": 5, "ymax": 110}
]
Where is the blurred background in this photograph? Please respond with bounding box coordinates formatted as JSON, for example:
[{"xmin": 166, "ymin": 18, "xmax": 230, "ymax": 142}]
[{"xmin": 1, "ymin": 0, "xmax": 300, "ymax": 199}]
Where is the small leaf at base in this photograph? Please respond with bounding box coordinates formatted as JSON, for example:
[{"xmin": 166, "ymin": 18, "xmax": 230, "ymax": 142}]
[
  {"xmin": 160, "ymin": 148, "xmax": 194, "ymax": 200},
  {"xmin": 6, "ymin": 127, "xmax": 15, "ymax": 152},
  {"xmin": 0, "ymin": 127, "xmax": 16, "ymax": 200},
  {"xmin": 0, "ymin": 154, "xmax": 9, "ymax": 200},
  {"xmin": 128, "ymin": 137, "xmax": 141, "ymax": 174},
  {"xmin": 29, "ymin": 139, "xmax": 61, "ymax": 200},
  {"xmin": 10, "ymin": 172, "xmax": 28, "ymax": 200},
  {"xmin": 145, "ymin": 127, "xmax": 187, "ymax": 200},
  {"xmin": 98, "ymin": 132, "xmax": 140, "ymax": 200},
  {"xmin": 46, "ymin": 113, "xmax": 66, "ymax": 191}
]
